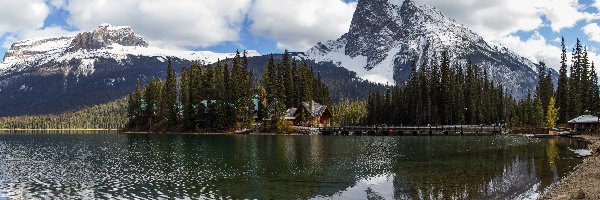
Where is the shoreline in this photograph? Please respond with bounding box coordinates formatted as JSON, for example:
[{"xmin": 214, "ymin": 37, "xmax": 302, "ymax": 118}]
[
  {"xmin": 542, "ymin": 134, "xmax": 600, "ymax": 199},
  {"xmin": 0, "ymin": 129, "xmax": 117, "ymax": 131}
]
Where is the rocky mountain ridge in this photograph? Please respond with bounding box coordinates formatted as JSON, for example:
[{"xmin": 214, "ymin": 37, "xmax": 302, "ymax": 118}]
[{"xmin": 302, "ymin": 0, "xmax": 549, "ymax": 98}]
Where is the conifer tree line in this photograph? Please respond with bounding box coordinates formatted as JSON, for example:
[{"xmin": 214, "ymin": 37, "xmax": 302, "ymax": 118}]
[
  {"xmin": 510, "ymin": 37, "xmax": 600, "ymax": 128},
  {"xmin": 0, "ymin": 98, "xmax": 127, "ymax": 130},
  {"xmin": 127, "ymin": 50, "xmax": 331, "ymax": 132},
  {"xmin": 555, "ymin": 37, "xmax": 600, "ymax": 123},
  {"xmin": 514, "ymin": 37, "xmax": 600, "ymax": 127},
  {"xmin": 365, "ymin": 52, "xmax": 510, "ymax": 126},
  {"xmin": 259, "ymin": 51, "xmax": 331, "ymax": 120},
  {"xmin": 362, "ymin": 37, "xmax": 600, "ymax": 128}
]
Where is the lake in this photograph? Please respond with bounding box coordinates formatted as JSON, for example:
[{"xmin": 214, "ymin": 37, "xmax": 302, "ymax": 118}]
[{"xmin": 0, "ymin": 133, "xmax": 588, "ymax": 199}]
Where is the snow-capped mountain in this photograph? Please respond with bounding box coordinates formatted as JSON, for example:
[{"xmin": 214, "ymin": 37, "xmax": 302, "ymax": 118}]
[
  {"xmin": 1, "ymin": 24, "xmax": 259, "ymax": 76},
  {"xmin": 0, "ymin": 24, "xmax": 260, "ymax": 116},
  {"xmin": 302, "ymin": 0, "xmax": 544, "ymax": 98}
]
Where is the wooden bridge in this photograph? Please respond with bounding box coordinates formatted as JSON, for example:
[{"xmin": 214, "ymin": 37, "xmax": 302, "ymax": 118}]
[{"xmin": 314, "ymin": 125, "xmax": 503, "ymax": 136}]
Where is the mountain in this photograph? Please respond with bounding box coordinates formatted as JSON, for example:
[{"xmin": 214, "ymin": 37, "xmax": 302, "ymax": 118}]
[
  {"xmin": 0, "ymin": 24, "xmax": 382, "ymax": 116},
  {"xmin": 0, "ymin": 24, "xmax": 262, "ymax": 116},
  {"xmin": 301, "ymin": 0, "xmax": 549, "ymax": 98}
]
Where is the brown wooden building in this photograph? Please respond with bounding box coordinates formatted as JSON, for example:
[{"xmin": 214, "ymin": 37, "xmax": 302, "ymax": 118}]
[{"xmin": 284, "ymin": 100, "xmax": 333, "ymax": 127}]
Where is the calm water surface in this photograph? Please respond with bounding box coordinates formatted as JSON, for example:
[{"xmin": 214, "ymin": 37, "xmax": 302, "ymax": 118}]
[{"xmin": 0, "ymin": 133, "xmax": 588, "ymax": 199}]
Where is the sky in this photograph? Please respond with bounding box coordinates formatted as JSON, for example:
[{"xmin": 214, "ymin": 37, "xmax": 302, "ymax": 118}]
[{"xmin": 1, "ymin": 0, "xmax": 600, "ymax": 72}]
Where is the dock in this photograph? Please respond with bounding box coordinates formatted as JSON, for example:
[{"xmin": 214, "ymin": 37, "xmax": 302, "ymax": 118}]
[{"xmin": 314, "ymin": 125, "xmax": 503, "ymax": 136}]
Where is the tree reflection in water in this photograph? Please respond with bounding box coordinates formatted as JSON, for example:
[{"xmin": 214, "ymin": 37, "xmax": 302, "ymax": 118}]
[{"xmin": 0, "ymin": 134, "xmax": 588, "ymax": 199}]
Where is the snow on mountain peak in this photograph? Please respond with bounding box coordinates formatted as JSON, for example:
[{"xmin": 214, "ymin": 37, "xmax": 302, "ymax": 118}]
[
  {"xmin": 303, "ymin": 0, "xmax": 540, "ymax": 98},
  {"xmin": 0, "ymin": 24, "xmax": 260, "ymax": 75}
]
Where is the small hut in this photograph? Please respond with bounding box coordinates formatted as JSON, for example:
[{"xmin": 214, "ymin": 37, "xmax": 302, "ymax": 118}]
[{"xmin": 568, "ymin": 114, "xmax": 600, "ymax": 132}]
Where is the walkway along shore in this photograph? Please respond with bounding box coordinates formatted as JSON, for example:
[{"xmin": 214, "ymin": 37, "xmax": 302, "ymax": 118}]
[{"xmin": 542, "ymin": 134, "xmax": 600, "ymax": 199}]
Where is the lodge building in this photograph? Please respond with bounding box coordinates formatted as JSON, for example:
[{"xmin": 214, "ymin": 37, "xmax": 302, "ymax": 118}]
[
  {"xmin": 568, "ymin": 114, "xmax": 600, "ymax": 132},
  {"xmin": 284, "ymin": 100, "xmax": 333, "ymax": 127}
]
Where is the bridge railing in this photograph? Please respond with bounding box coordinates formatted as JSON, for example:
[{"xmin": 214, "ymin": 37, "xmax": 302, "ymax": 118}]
[{"xmin": 318, "ymin": 125, "xmax": 502, "ymax": 133}]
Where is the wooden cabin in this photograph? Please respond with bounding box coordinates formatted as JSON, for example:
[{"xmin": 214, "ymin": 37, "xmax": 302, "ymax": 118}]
[
  {"xmin": 568, "ymin": 114, "xmax": 600, "ymax": 132},
  {"xmin": 284, "ymin": 100, "xmax": 333, "ymax": 127}
]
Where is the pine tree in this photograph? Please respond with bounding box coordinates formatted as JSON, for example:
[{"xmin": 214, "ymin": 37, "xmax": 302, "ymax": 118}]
[
  {"xmin": 569, "ymin": 39, "xmax": 583, "ymax": 118},
  {"xmin": 556, "ymin": 37, "xmax": 570, "ymax": 123},
  {"xmin": 536, "ymin": 62, "xmax": 554, "ymax": 115},
  {"xmin": 439, "ymin": 52, "xmax": 453, "ymax": 124},
  {"xmin": 144, "ymin": 77, "xmax": 162, "ymax": 129},
  {"xmin": 162, "ymin": 60, "xmax": 178, "ymax": 126},
  {"xmin": 590, "ymin": 62, "xmax": 600, "ymax": 112},
  {"xmin": 262, "ymin": 55, "xmax": 277, "ymax": 102},
  {"xmin": 180, "ymin": 67, "xmax": 191, "ymax": 129},
  {"xmin": 201, "ymin": 64, "xmax": 214, "ymax": 128},
  {"xmin": 464, "ymin": 59, "xmax": 475, "ymax": 124},
  {"xmin": 188, "ymin": 62, "xmax": 203, "ymax": 129},
  {"xmin": 223, "ymin": 61, "xmax": 236, "ymax": 128},
  {"xmin": 213, "ymin": 61, "xmax": 227, "ymax": 129},
  {"xmin": 127, "ymin": 79, "xmax": 143, "ymax": 127},
  {"xmin": 298, "ymin": 61, "xmax": 313, "ymax": 102}
]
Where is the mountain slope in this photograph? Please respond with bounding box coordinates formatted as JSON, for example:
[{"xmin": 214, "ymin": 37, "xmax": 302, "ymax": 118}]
[
  {"xmin": 0, "ymin": 24, "xmax": 382, "ymax": 116},
  {"xmin": 302, "ymin": 0, "xmax": 544, "ymax": 98},
  {"xmin": 0, "ymin": 24, "xmax": 261, "ymax": 116}
]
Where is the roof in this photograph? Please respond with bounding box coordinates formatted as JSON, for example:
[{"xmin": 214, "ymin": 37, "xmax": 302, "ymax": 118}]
[
  {"xmin": 301, "ymin": 100, "xmax": 328, "ymax": 118},
  {"xmin": 284, "ymin": 108, "xmax": 297, "ymax": 120},
  {"xmin": 568, "ymin": 115, "xmax": 600, "ymax": 124}
]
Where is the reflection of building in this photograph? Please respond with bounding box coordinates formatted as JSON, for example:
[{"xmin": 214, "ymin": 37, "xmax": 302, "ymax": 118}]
[
  {"xmin": 568, "ymin": 114, "xmax": 600, "ymax": 132},
  {"xmin": 284, "ymin": 100, "xmax": 333, "ymax": 127}
]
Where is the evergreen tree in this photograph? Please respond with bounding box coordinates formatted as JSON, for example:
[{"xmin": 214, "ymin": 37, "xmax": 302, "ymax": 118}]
[
  {"xmin": 162, "ymin": 60, "xmax": 178, "ymax": 126},
  {"xmin": 590, "ymin": 62, "xmax": 600, "ymax": 112},
  {"xmin": 213, "ymin": 61, "xmax": 227, "ymax": 129},
  {"xmin": 262, "ymin": 55, "xmax": 277, "ymax": 102},
  {"xmin": 143, "ymin": 77, "xmax": 162, "ymax": 129},
  {"xmin": 127, "ymin": 80, "xmax": 142, "ymax": 127},
  {"xmin": 439, "ymin": 52, "xmax": 453, "ymax": 124},
  {"xmin": 569, "ymin": 39, "xmax": 583, "ymax": 118},
  {"xmin": 535, "ymin": 62, "xmax": 553, "ymax": 115},
  {"xmin": 188, "ymin": 62, "xmax": 203, "ymax": 129},
  {"xmin": 556, "ymin": 37, "xmax": 570, "ymax": 123},
  {"xmin": 202, "ymin": 63, "xmax": 215, "ymax": 128},
  {"xmin": 180, "ymin": 67, "xmax": 192, "ymax": 129}
]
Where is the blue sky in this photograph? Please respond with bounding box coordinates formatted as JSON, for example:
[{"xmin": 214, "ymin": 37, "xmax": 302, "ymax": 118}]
[{"xmin": 1, "ymin": 0, "xmax": 600, "ymax": 72}]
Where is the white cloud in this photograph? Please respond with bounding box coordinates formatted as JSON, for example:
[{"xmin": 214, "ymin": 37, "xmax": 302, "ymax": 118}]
[
  {"xmin": 1, "ymin": 26, "xmax": 76, "ymax": 49},
  {"xmin": 541, "ymin": 0, "xmax": 594, "ymax": 32},
  {"xmin": 22, "ymin": 26, "xmax": 76, "ymax": 39},
  {"xmin": 583, "ymin": 23, "xmax": 600, "ymax": 42},
  {"xmin": 0, "ymin": 0, "xmax": 49, "ymax": 35},
  {"xmin": 47, "ymin": 0, "xmax": 67, "ymax": 9},
  {"xmin": 248, "ymin": 0, "xmax": 357, "ymax": 51},
  {"xmin": 414, "ymin": 0, "xmax": 592, "ymax": 41},
  {"xmin": 63, "ymin": 0, "xmax": 252, "ymax": 49},
  {"xmin": 497, "ymin": 33, "xmax": 600, "ymax": 74},
  {"xmin": 496, "ymin": 33, "xmax": 562, "ymax": 71},
  {"xmin": 414, "ymin": 0, "xmax": 540, "ymax": 41}
]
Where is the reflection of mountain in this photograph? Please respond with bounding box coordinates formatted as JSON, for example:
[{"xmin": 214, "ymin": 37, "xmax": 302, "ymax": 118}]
[{"xmin": 0, "ymin": 134, "xmax": 587, "ymax": 199}]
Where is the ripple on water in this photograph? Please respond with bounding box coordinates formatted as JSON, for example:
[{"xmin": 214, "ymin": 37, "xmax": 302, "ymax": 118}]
[{"xmin": 0, "ymin": 134, "xmax": 589, "ymax": 199}]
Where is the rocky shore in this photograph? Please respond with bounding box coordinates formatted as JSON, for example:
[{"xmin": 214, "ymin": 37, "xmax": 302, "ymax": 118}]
[{"xmin": 542, "ymin": 134, "xmax": 600, "ymax": 200}]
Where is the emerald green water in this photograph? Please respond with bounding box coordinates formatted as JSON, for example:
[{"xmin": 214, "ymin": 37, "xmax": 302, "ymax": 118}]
[{"xmin": 0, "ymin": 134, "xmax": 587, "ymax": 199}]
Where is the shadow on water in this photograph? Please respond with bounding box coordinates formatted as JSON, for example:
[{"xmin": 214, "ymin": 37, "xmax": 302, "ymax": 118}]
[{"xmin": 0, "ymin": 133, "xmax": 588, "ymax": 199}]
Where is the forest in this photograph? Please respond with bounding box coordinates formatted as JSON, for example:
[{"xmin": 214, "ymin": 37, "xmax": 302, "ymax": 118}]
[
  {"xmin": 2, "ymin": 37, "xmax": 596, "ymax": 131},
  {"xmin": 334, "ymin": 37, "xmax": 600, "ymax": 128},
  {"xmin": 0, "ymin": 98, "xmax": 127, "ymax": 130},
  {"xmin": 126, "ymin": 51, "xmax": 331, "ymax": 132}
]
